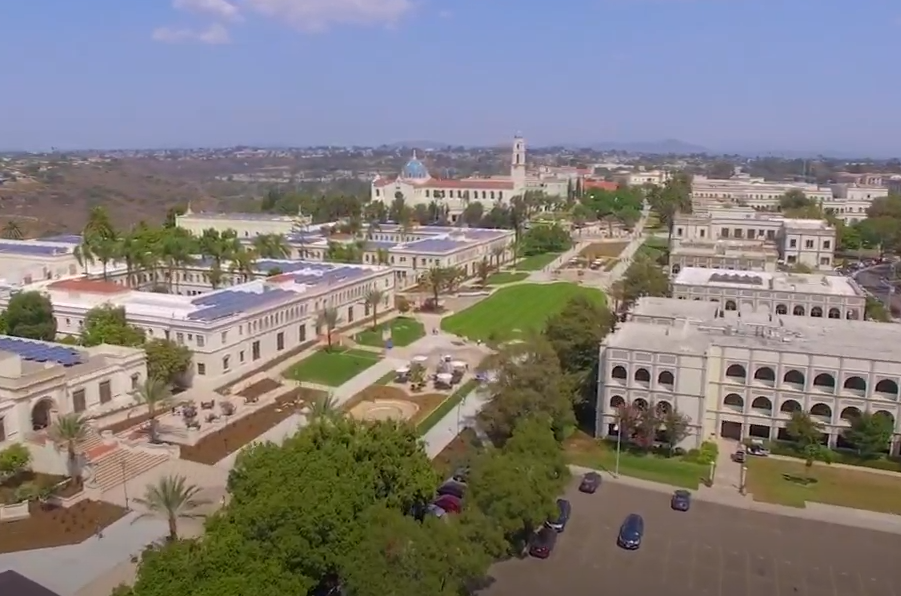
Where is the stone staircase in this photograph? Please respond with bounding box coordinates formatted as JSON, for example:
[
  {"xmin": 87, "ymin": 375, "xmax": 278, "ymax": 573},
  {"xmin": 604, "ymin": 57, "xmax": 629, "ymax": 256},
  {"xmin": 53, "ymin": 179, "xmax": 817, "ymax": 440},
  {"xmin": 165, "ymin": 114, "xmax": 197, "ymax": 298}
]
[{"xmin": 86, "ymin": 446, "xmax": 170, "ymax": 493}]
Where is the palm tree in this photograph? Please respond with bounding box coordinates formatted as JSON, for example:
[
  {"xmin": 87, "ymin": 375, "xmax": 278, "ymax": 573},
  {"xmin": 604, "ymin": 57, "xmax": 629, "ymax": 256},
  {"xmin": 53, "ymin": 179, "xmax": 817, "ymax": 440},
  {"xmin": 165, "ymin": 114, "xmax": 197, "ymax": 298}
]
[
  {"xmin": 49, "ymin": 413, "xmax": 88, "ymax": 482},
  {"xmin": 316, "ymin": 307, "xmax": 341, "ymax": 350},
  {"xmin": 423, "ymin": 266, "xmax": 448, "ymax": 307},
  {"xmin": 308, "ymin": 392, "xmax": 342, "ymax": 423},
  {"xmin": 365, "ymin": 288, "xmax": 384, "ymax": 329},
  {"xmin": 73, "ymin": 241, "xmax": 96, "ymax": 274},
  {"xmin": 229, "ymin": 247, "xmax": 257, "ymax": 282},
  {"xmin": 133, "ymin": 377, "xmax": 172, "ymax": 442},
  {"xmin": 252, "ymin": 234, "xmax": 290, "ymax": 259},
  {"xmin": 199, "ymin": 229, "xmax": 241, "ymax": 289},
  {"xmin": 375, "ymin": 248, "xmax": 390, "ymax": 265},
  {"xmin": 92, "ymin": 233, "xmax": 120, "ymax": 280},
  {"xmin": 159, "ymin": 228, "xmax": 196, "ymax": 293},
  {"xmin": 490, "ymin": 245, "xmax": 505, "ymax": 269},
  {"xmin": 84, "ymin": 206, "xmax": 114, "ymax": 239},
  {"xmin": 476, "ymin": 258, "xmax": 491, "ymax": 286},
  {"xmin": 117, "ymin": 231, "xmax": 150, "ymax": 288},
  {"xmin": 133, "ymin": 475, "xmax": 209, "ymax": 541},
  {"xmin": 1, "ymin": 220, "xmax": 23, "ymax": 239}
]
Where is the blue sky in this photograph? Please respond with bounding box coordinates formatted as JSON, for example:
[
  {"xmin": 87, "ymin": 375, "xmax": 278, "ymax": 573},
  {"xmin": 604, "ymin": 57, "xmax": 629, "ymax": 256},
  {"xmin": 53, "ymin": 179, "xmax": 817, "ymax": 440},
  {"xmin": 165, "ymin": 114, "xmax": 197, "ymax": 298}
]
[{"xmin": 2, "ymin": 0, "xmax": 900, "ymax": 154}]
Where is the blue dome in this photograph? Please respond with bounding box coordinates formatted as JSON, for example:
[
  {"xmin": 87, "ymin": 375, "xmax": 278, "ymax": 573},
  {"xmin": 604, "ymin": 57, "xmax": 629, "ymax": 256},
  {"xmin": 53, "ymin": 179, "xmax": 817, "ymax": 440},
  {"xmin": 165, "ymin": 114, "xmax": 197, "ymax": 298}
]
[{"xmin": 401, "ymin": 156, "xmax": 430, "ymax": 180}]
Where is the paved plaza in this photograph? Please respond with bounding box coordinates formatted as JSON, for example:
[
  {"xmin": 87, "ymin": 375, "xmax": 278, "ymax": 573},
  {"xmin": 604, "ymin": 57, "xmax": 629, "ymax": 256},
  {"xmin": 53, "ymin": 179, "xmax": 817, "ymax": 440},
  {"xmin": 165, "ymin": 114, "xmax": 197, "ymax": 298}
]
[{"xmin": 483, "ymin": 481, "xmax": 901, "ymax": 596}]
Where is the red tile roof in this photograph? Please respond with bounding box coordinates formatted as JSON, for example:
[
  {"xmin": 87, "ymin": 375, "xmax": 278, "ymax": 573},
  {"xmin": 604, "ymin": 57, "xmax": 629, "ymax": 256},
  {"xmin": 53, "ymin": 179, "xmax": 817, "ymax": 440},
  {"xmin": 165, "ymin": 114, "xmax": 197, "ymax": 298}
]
[
  {"xmin": 373, "ymin": 177, "xmax": 514, "ymax": 190},
  {"xmin": 583, "ymin": 179, "xmax": 619, "ymax": 191},
  {"xmin": 48, "ymin": 279, "xmax": 128, "ymax": 294}
]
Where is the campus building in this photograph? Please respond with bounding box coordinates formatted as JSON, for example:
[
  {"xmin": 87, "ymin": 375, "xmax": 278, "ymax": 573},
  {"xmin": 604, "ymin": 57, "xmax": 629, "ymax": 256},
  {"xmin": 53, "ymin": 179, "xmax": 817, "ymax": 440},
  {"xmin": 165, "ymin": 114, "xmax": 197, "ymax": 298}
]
[
  {"xmin": 671, "ymin": 267, "xmax": 866, "ymax": 320},
  {"xmin": 690, "ymin": 174, "xmax": 833, "ymax": 211},
  {"xmin": 596, "ymin": 297, "xmax": 901, "ymax": 454},
  {"xmin": 370, "ymin": 135, "xmax": 569, "ymax": 219},
  {"xmin": 671, "ymin": 207, "xmax": 836, "ymax": 272},
  {"xmin": 824, "ymin": 184, "xmax": 888, "ymax": 224},
  {"xmin": 0, "ymin": 261, "xmax": 395, "ymax": 388},
  {"xmin": 0, "ymin": 235, "xmax": 84, "ymax": 286},
  {"xmin": 0, "ymin": 336, "xmax": 146, "ymax": 447}
]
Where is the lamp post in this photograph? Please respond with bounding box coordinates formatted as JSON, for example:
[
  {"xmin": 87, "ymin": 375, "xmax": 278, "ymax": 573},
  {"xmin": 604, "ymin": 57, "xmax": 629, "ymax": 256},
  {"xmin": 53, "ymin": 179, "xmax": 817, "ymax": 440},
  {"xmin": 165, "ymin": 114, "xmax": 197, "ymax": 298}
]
[
  {"xmin": 613, "ymin": 424, "xmax": 622, "ymax": 478},
  {"xmin": 121, "ymin": 458, "xmax": 129, "ymax": 510},
  {"xmin": 739, "ymin": 464, "xmax": 748, "ymax": 496}
]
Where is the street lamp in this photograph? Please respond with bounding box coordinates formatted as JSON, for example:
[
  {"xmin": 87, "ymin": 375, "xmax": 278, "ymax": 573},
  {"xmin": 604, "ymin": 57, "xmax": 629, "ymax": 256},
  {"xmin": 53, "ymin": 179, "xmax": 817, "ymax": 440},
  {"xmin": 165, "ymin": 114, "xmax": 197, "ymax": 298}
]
[
  {"xmin": 121, "ymin": 458, "xmax": 129, "ymax": 509},
  {"xmin": 613, "ymin": 423, "xmax": 622, "ymax": 478},
  {"xmin": 739, "ymin": 464, "xmax": 748, "ymax": 496}
]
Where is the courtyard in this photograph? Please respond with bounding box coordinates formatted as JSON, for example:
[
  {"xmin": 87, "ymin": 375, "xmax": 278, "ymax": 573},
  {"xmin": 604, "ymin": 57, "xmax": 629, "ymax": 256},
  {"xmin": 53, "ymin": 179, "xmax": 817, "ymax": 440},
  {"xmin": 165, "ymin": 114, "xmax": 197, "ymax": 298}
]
[
  {"xmin": 514, "ymin": 252, "xmax": 560, "ymax": 271},
  {"xmin": 353, "ymin": 317, "xmax": 425, "ymax": 348},
  {"xmin": 441, "ymin": 283, "xmax": 605, "ymax": 342},
  {"xmin": 482, "ymin": 481, "xmax": 901, "ymax": 596}
]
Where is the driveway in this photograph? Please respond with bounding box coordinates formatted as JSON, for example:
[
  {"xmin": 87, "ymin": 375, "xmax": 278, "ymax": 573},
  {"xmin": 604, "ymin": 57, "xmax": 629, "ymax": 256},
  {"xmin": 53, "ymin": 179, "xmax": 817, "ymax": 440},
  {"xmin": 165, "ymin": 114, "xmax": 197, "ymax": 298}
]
[{"xmin": 482, "ymin": 481, "xmax": 901, "ymax": 596}]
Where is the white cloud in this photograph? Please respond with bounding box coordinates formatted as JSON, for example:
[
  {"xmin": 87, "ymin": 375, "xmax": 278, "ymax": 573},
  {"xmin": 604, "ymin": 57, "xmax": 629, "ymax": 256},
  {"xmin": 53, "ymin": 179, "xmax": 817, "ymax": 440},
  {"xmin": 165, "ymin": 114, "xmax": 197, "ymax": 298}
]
[
  {"xmin": 152, "ymin": 23, "xmax": 231, "ymax": 44},
  {"xmin": 173, "ymin": 0, "xmax": 242, "ymax": 21},
  {"xmin": 245, "ymin": 0, "xmax": 414, "ymax": 31}
]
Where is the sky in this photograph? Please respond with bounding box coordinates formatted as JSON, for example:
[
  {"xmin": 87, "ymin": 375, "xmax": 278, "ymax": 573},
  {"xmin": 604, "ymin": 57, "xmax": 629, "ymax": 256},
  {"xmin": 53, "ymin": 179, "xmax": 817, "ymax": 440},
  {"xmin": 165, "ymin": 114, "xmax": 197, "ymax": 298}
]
[{"xmin": 2, "ymin": 0, "xmax": 900, "ymax": 155}]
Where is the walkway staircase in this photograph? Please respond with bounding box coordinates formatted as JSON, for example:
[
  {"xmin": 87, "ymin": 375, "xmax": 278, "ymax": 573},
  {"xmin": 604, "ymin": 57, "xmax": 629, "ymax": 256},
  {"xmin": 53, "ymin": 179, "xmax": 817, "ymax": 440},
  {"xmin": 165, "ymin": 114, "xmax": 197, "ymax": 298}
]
[{"xmin": 87, "ymin": 447, "xmax": 170, "ymax": 493}]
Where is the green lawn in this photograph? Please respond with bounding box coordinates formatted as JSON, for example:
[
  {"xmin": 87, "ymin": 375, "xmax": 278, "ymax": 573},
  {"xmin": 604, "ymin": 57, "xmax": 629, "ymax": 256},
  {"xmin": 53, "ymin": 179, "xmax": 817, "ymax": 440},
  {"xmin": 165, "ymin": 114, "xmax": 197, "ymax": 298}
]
[
  {"xmin": 515, "ymin": 252, "xmax": 561, "ymax": 271},
  {"xmin": 565, "ymin": 434, "xmax": 706, "ymax": 489},
  {"xmin": 441, "ymin": 283, "xmax": 605, "ymax": 342},
  {"xmin": 283, "ymin": 349, "xmax": 381, "ymax": 387},
  {"xmin": 485, "ymin": 272, "xmax": 528, "ymax": 285},
  {"xmin": 354, "ymin": 317, "xmax": 425, "ymax": 348},
  {"xmin": 745, "ymin": 457, "xmax": 901, "ymax": 514}
]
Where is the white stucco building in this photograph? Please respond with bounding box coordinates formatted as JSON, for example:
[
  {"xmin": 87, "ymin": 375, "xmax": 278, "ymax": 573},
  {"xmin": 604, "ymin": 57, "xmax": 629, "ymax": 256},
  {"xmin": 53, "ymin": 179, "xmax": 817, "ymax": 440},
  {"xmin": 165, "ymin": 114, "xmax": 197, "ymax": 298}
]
[
  {"xmin": 691, "ymin": 174, "xmax": 833, "ymax": 211},
  {"xmin": 671, "ymin": 207, "xmax": 836, "ymax": 272},
  {"xmin": 596, "ymin": 297, "xmax": 901, "ymax": 454},
  {"xmin": 671, "ymin": 267, "xmax": 866, "ymax": 320},
  {"xmin": 824, "ymin": 184, "xmax": 888, "ymax": 224},
  {"xmin": 0, "ymin": 261, "xmax": 395, "ymax": 389},
  {"xmin": 370, "ymin": 135, "xmax": 568, "ymax": 220},
  {"xmin": 0, "ymin": 235, "xmax": 83, "ymax": 286},
  {"xmin": 613, "ymin": 169, "xmax": 671, "ymax": 187},
  {"xmin": 0, "ymin": 337, "xmax": 146, "ymax": 447}
]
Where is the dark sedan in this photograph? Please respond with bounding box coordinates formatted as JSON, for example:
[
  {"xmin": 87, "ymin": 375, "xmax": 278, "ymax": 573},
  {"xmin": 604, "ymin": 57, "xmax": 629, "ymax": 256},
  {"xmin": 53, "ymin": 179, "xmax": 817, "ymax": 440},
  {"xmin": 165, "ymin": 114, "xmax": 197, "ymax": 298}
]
[
  {"xmin": 617, "ymin": 513, "xmax": 644, "ymax": 550},
  {"xmin": 578, "ymin": 471, "xmax": 602, "ymax": 494},
  {"xmin": 529, "ymin": 526, "xmax": 558, "ymax": 559},
  {"xmin": 671, "ymin": 489, "xmax": 691, "ymax": 512}
]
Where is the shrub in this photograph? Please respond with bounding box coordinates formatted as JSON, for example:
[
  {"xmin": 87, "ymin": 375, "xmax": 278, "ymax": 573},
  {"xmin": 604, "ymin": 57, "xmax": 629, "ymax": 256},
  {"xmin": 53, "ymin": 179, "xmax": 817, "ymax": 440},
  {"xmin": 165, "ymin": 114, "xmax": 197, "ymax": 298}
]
[{"xmin": 0, "ymin": 443, "xmax": 32, "ymax": 479}]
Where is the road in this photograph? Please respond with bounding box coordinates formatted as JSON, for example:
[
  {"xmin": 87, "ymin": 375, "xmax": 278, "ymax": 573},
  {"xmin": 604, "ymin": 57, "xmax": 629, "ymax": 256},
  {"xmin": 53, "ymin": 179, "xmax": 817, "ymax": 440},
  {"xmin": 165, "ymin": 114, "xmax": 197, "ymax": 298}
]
[{"xmin": 854, "ymin": 263, "xmax": 900, "ymax": 316}]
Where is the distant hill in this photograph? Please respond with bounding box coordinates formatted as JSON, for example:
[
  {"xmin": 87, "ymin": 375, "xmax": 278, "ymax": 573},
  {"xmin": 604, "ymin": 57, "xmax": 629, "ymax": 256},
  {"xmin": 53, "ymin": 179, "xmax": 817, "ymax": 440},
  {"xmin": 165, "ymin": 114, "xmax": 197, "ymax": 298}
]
[
  {"xmin": 585, "ymin": 139, "xmax": 710, "ymax": 154},
  {"xmin": 387, "ymin": 141, "xmax": 454, "ymax": 150}
]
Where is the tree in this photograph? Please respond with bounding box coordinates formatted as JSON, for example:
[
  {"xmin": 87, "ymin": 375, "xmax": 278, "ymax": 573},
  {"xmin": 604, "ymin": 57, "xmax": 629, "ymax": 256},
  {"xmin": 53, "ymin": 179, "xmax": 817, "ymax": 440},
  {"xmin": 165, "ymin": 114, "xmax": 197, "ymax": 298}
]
[
  {"xmin": 316, "ymin": 307, "xmax": 341, "ymax": 350},
  {"xmin": 81, "ymin": 305, "xmax": 145, "ymax": 347},
  {"xmin": 786, "ymin": 410, "xmax": 831, "ymax": 476},
  {"xmin": 544, "ymin": 295, "xmax": 615, "ymax": 407},
  {"xmin": 478, "ymin": 335, "xmax": 575, "ymax": 443},
  {"xmin": 476, "ymin": 257, "xmax": 491, "ymax": 286},
  {"xmin": 2, "ymin": 291, "xmax": 56, "ymax": 341},
  {"xmin": 365, "ymin": 288, "xmax": 384, "ymax": 329},
  {"xmin": 396, "ymin": 295, "xmax": 411, "ymax": 315},
  {"xmin": 843, "ymin": 411, "xmax": 894, "ymax": 458},
  {"xmin": 1, "ymin": 220, "xmax": 24, "ymax": 240},
  {"xmin": 779, "ymin": 189, "xmax": 812, "ymax": 211},
  {"xmin": 467, "ymin": 416, "xmax": 566, "ymax": 552},
  {"xmin": 308, "ymin": 392, "xmax": 341, "ymax": 423},
  {"xmin": 145, "ymin": 339, "xmax": 192, "ymax": 387},
  {"xmin": 647, "ymin": 174, "xmax": 692, "ymax": 260},
  {"xmin": 133, "ymin": 377, "xmax": 172, "ymax": 442},
  {"xmin": 658, "ymin": 409, "xmax": 691, "ymax": 454},
  {"xmin": 422, "ymin": 266, "xmax": 449, "ymax": 307},
  {"xmin": 0, "ymin": 443, "xmax": 32, "ymax": 480},
  {"xmin": 620, "ymin": 253, "xmax": 670, "ymax": 306},
  {"xmin": 49, "ymin": 413, "xmax": 88, "ymax": 481},
  {"xmin": 133, "ymin": 475, "xmax": 209, "ymax": 541}
]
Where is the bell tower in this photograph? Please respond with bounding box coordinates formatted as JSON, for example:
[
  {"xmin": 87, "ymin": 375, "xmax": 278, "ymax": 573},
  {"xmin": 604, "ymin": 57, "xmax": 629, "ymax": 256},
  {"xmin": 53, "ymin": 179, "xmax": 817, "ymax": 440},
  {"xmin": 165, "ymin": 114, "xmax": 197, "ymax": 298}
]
[{"xmin": 511, "ymin": 134, "xmax": 526, "ymax": 188}]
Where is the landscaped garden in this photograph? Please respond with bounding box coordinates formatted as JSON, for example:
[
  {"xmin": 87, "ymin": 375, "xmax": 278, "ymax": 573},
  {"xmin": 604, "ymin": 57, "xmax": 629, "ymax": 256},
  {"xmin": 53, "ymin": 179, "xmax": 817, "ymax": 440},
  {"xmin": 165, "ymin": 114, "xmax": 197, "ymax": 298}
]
[
  {"xmin": 563, "ymin": 432, "xmax": 709, "ymax": 489},
  {"xmin": 579, "ymin": 241, "xmax": 629, "ymax": 260},
  {"xmin": 485, "ymin": 272, "xmax": 528, "ymax": 285},
  {"xmin": 283, "ymin": 348, "xmax": 382, "ymax": 386},
  {"xmin": 354, "ymin": 317, "xmax": 425, "ymax": 348},
  {"xmin": 0, "ymin": 499, "xmax": 128, "ymax": 554},
  {"xmin": 514, "ymin": 252, "xmax": 560, "ymax": 271},
  {"xmin": 441, "ymin": 283, "xmax": 605, "ymax": 342},
  {"xmin": 417, "ymin": 379, "xmax": 479, "ymax": 433},
  {"xmin": 179, "ymin": 388, "xmax": 325, "ymax": 465},
  {"xmin": 745, "ymin": 457, "xmax": 901, "ymax": 514},
  {"xmin": 342, "ymin": 385, "xmax": 448, "ymax": 426}
]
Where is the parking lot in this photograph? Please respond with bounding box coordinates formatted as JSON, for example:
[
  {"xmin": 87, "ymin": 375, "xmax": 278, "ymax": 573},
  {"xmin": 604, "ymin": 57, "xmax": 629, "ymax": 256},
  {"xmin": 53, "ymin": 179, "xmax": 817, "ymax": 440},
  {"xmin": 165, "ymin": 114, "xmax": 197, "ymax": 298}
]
[{"xmin": 482, "ymin": 482, "xmax": 901, "ymax": 596}]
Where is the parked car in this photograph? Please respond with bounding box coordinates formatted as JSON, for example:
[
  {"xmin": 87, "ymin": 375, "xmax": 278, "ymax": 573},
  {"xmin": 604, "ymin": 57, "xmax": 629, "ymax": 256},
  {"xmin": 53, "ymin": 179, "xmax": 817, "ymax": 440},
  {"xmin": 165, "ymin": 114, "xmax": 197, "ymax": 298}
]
[
  {"xmin": 671, "ymin": 490, "xmax": 691, "ymax": 512},
  {"xmin": 747, "ymin": 444, "xmax": 770, "ymax": 457},
  {"xmin": 426, "ymin": 503, "xmax": 448, "ymax": 518},
  {"xmin": 616, "ymin": 513, "xmax": 644, "ymax": 550},
  {"xmin": 529, "ymin": 526, "xmax": 558, "ymax": 559},
  {"xmin": 545, "ymin": 498, "xmax": 572, "ymax": 532},
  {"xmin": 452, "ymin": 466, "xmax": 470, "ymax": 483},
  {"xmin": 579, "ymin": 471, "xmax": 602, "ymax": 493},
  {"xmin": 432, "ymin": 494, "xmax": 462, "ymax": 514},
  {"xmin": 436, "ymin": 481, "xmax": 466, "ymax": 499},
  {"xmin": 732, "ymin": 449, "xmax": 746, "ymax": 464}
]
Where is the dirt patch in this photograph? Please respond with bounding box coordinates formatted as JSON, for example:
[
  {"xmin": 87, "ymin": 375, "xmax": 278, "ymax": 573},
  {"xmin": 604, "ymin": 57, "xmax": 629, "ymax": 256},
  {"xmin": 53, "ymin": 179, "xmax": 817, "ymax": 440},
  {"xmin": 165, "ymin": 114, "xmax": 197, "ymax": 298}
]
[
  {"xmin": 432, "ymin": 428, "xmax": 483, "ymax": 478},
  {"xmin": 343, "ymin": 386, "xmax": 450, "ymax": 426},
  {"xmin": 179, "ymin": 388, "xmax": 325, "ymax": 465},
  {"xmin": 237, "ymin": 378, "xmax": 282, "ymax": 399},
  {"xmin": 0, "ymin": 499, "xmax": 128, "ymax": 554},
  {"xmin": 99, "ymin": 410, "xmax": 155, "ymax": 436},
  {"xmin": 579, "ymin": 242, "xmax": 629, "ymax": 260}
]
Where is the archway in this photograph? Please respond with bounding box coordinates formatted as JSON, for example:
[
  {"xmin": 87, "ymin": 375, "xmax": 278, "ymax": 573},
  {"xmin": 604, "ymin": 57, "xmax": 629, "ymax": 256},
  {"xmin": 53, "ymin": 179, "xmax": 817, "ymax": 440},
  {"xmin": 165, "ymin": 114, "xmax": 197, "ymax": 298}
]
[
  {"xmin": 775, "ymin": 304, "xmax": 788, "ymax": 315},
  {"xmin": 828, "ymin": 308, "xmax": 841, "ymax": 319},
  {"xmin": 32, "ymin": 397, "xmax": 57, "ymax": 431},
  {"xmin": 793, "ymin": 305, "xmax": 805, "ymax": 316},
  {"xmin": 725, "ymin": 300, "xmax": 737, "ymax": 311},
  {"xmin": 811, "ymin": 306, "xmax": 823, "ymax": 318}
]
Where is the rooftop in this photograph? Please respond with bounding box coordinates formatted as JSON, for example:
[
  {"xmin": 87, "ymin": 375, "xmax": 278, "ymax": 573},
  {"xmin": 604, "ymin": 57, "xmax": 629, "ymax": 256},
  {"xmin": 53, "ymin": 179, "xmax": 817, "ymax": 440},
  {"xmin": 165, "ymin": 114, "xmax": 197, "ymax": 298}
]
[
  {"xmin": 672, "ymin": 239, "xmax": 778, "ymax": 258},
  {"xmin": 0, "ymin": 241, "xmax": 73, "ymax": 256},
  {"xmin": 607, "ymin": 301, "xmax": 901, "ymax": 362},
  {"xmin": 673, "ymin": 267, "xmax": 862, "ymax": 297},
  {"xmin": 41, "ymin": 261, "xmax": 388, "ymax": 323},
  {"xmin": 179, "ymin": 212, "xmax": 299, "ymax": 221}
]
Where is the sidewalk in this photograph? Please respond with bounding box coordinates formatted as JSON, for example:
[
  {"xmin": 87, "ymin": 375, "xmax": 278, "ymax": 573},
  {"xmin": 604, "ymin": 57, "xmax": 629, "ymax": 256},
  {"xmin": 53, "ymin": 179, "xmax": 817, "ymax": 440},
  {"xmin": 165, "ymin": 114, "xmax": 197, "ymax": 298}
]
[{"xmin": 569, "ymin": 463, "xmax": 901, "ymax": 536}]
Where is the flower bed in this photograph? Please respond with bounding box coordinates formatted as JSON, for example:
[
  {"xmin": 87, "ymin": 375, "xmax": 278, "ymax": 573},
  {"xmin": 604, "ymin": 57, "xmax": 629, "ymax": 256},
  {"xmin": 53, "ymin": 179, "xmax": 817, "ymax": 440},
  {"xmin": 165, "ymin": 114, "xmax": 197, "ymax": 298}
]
[{"xmin": 0, "ymin": 499, "xmax": 127, "ymax": 554}]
